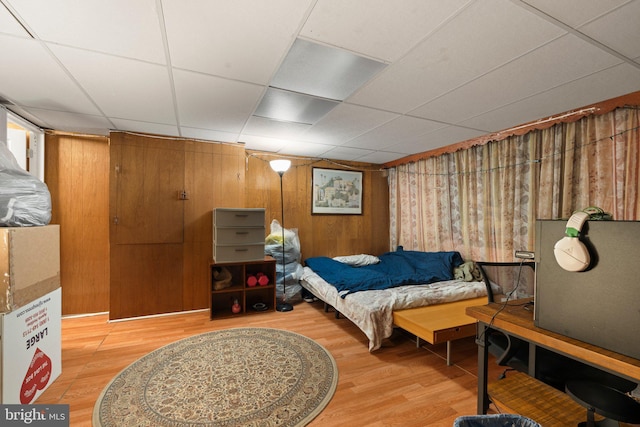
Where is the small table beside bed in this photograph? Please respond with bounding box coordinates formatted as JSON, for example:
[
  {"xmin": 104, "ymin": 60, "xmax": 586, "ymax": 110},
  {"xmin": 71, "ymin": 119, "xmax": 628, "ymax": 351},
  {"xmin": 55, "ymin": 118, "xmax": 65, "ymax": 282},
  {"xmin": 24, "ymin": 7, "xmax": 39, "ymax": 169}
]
[{"xmin": 301, "ymin": 248, "xmax": 496, "ymax": 364}]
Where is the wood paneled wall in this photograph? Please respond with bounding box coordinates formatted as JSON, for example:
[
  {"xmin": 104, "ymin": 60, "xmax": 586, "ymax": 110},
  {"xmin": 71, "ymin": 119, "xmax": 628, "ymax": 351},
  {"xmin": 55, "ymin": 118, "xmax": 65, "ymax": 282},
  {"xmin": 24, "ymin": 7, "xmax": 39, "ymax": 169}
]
[
  {"xmin": 45, "ymin": 133, "xmax": 110, "ymax": 314},
  {"xmin": 244, "ymin": 154, "xmax": 390, "ymax": 260},
  {"xmin": 109, "ymin": 132, "xmax": 246, "ymax": 319},
  {"xmin": 45, "ymin": 133, "xmax": 389, "ymax": 316}
]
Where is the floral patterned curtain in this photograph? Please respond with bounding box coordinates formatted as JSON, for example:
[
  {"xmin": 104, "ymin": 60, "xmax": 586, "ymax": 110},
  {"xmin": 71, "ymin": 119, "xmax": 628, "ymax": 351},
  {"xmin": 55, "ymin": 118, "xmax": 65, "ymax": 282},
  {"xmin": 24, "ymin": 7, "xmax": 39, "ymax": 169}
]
[{"xmin": 388, "ymin": 107, "xmax": 640, "ymax": 262}]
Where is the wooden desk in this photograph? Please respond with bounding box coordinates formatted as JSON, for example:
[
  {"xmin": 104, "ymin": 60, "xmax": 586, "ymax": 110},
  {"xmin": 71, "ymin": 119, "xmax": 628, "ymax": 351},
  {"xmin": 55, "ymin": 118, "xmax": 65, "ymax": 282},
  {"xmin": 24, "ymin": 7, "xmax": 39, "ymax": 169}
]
[
  {"xmin": 393, "ymin": 297, "xmax": 485, "ymax": 365},
  {"xmin": 467, "ymin": 301, "xmax": 640, "ymax": 424}
]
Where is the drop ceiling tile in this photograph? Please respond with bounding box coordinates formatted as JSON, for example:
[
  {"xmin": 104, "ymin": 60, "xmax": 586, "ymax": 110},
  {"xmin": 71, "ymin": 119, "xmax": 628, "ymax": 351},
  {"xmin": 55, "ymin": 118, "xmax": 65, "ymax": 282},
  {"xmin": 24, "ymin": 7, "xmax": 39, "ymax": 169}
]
[
  {"xmin": 162, "ymin": 0, "xmax": 314, "ymax": 84},
  {"xmin": 24, "ymin": 107, "xmax": 112, "ymax": 135},
  {"xmin": 0, "ymin": 36, "xmax": 100, "ymax": 114},
  {"xmin": 180, "ymin": 127, "xmax": 240, "ymax": 143},
  {"xmin": 518, "ymin": 0, "xmax": 631, "ymax": 28},
  {"xmin": 242, "ymin": 116, "xmax": 311, "ymax": 140},
  {"xmin": 579, "ymin": 0, "xmax": 640, "ymax": 59},
  {"xmin": 240, "ymin": 134, "xmax": 289, "ymax": 153},
  {"xmin": 110, "ymin": 118, "xmax": 180, "ymax": 138},
  {"xmin": 411, "ymin": 34, "xmax": 624, "ymax": 124},
  {"xmin": 348, "ymin": 0, "xmax": 565, "ymax": 113},
  {"xmin": 301, "ymin": 0, "xmax": 470, "ymax": 62},
  {"xmin": 270, "ymin": 38, "xmax": 386, "ymax": 100},
  {"xmin": 8, "ymin": 0, "xmax": 166, "ymax": 63},
  {"xmin": 173, "ymin": 69, "xmax": 263, "ymax": 132},
  {"xmin": 346, "ymin": 116, "xmax": 446, "ymax": 150},
  {"xmin": 271, "ymin": 140, "xmax": 334, "ymax": 157},
  {"xmin": 300, "ymin": 104, "xmax": 398, "ymax": 144},
  {"xmin": 317, "ymin": 146, "xmax": 376, "ymax": 162},
  {"xmin": 0, "ymin": 4, "xmax": 29, "ymax": 36},
  {"xmin": 49, "ymin": 45, "xmax": 176, "ymax": 124},
  {"xmin": 460, "ymin": 62, "xmax": 640, "ymax": 132},
  {"xmin": 357, "ymin": 150, "xmax": 407, "ymax": 164},
  {"xmin": 387, "ymin": 125, "xmax": 485, "ymax": 154}
]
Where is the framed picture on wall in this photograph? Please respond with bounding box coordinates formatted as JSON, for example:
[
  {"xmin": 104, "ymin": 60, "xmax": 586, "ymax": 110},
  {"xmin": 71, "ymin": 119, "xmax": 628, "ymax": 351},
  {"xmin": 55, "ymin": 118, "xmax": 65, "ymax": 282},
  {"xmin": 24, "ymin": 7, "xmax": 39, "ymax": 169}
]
[{"xmin": 312, "ymin": 167, "xmax": 363, "ymax": 215}]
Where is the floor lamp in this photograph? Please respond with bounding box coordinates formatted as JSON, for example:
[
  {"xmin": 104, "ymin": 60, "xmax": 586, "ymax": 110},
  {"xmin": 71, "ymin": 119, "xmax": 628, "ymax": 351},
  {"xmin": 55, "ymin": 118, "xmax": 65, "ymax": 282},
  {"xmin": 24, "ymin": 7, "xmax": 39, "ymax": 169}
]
[{"xmin": 270, "ymin": 159, "xmax": 293, "ymax": 312}]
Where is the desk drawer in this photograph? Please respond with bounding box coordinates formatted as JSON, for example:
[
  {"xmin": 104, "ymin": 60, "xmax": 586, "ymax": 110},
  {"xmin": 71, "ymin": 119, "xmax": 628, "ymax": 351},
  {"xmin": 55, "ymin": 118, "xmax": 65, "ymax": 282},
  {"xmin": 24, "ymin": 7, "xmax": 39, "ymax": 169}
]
[
  {"xmin": 433, "ymin": 322, "xmax": 476, "ymax": 343},
  {"xmin": 214, "ymin": 244, "xmax": 264, "ymax": 263},
  {"xmin": 215, "ymin": 227, "xmax": 265, "ymax": 245},
  {"xmin": 214, "ymin": 208, "xmax": 265, "ymax": 227}
]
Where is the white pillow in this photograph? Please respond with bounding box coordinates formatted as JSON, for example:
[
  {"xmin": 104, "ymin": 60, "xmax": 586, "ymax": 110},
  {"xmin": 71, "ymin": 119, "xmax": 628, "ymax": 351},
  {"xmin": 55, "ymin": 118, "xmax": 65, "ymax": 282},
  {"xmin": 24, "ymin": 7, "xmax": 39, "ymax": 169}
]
[{"xmin": 333, "ymin": 254, "xmax": 380, "ymax": 266}]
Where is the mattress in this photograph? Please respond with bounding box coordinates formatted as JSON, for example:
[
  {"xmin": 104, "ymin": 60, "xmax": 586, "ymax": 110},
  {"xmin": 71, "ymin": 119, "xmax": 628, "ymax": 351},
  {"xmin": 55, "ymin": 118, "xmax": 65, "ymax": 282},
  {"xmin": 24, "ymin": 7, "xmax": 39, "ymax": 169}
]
[{"xmin": 301, "ymin": 266, "xmax": 489, "ymax": 351}]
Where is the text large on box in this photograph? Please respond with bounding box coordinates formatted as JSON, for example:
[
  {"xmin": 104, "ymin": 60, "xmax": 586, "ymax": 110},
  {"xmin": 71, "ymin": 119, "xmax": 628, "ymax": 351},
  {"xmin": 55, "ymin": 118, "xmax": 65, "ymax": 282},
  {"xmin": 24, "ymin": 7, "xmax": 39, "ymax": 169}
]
[{"xmin": 2, "ymin": 288, "xmax": 61, "ymax": 404}]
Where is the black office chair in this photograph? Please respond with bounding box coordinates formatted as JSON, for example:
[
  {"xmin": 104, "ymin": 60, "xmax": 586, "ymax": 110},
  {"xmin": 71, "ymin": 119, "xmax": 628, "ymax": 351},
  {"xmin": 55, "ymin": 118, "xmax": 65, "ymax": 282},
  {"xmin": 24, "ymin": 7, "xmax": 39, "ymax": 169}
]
[{"xmin": 476, "ymin": 262, "xmax": 535, "ymax": 375}]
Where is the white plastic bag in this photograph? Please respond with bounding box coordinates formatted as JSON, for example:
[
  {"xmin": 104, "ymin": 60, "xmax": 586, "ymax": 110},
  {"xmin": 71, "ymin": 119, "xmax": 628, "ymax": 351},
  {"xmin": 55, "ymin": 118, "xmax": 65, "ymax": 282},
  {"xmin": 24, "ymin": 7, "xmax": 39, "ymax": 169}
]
[
  {"xmin": 0, "ymin": 143, "xmax": 51, "ymax": 226},
  {"xmin": 265, "ymin": 219, "xmax": 303, "ymax": 302}
]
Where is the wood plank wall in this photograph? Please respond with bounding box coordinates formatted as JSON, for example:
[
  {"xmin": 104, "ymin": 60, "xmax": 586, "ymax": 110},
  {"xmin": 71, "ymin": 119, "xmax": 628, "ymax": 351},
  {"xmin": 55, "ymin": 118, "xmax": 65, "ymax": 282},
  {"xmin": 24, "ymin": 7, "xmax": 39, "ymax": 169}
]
[
  {"xmin": 45, "ymin": 133, "xmax": 110, "ymax": 314},
  {"xmin": 244, "ymin": 153, "xmax": 390, "ymax": 260},
  {"xmin": 45, "ymin": 133, "xmax": 389, "ymax": 316}
]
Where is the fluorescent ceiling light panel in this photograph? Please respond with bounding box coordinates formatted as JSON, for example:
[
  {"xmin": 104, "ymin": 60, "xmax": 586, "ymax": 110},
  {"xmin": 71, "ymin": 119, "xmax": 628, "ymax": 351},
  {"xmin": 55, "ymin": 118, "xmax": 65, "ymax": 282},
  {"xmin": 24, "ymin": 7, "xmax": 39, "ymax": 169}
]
[
  {"xmin": 270, "ymin": 38, "xmax": 387, "ymax": 100},
  {"xmin": 254, "ymin": 87, "xmax": 339, "ymax": 124}
]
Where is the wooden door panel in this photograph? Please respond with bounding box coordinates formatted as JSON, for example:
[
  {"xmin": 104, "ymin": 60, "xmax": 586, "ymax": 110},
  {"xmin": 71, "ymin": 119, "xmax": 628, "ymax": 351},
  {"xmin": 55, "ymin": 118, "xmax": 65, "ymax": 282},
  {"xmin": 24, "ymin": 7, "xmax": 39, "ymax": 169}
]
[
  {"xmin": 114, "ymin": 143, "xmax": 185, "ymax": 244},
  {"xmin": 109, "ymin": 243, "xmax": 183, "ymax": 320}
]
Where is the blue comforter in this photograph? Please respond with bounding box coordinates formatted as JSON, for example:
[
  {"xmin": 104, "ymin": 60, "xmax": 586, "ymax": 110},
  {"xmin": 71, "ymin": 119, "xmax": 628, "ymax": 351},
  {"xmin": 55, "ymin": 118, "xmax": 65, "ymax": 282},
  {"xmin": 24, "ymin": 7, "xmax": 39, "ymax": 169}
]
[{"xmin": 304, "ymin": 249, "xmax": 464, "ymax": 297}]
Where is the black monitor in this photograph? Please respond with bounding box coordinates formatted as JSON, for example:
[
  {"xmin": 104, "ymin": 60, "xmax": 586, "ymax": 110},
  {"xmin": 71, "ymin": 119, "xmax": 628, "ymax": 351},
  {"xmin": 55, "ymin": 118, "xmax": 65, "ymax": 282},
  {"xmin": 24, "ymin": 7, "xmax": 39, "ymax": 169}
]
[{"xmin": 535, "ymin": 219, "xmax": 640, "ymax": 360}]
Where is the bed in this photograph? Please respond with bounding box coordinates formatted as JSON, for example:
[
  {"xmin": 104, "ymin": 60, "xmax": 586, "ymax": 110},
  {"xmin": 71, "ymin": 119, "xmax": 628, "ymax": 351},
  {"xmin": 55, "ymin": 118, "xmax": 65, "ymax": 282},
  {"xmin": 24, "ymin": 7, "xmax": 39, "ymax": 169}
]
[{"xmin": 301, "ymin": 249, "xmax": 494, "ymax": 352}]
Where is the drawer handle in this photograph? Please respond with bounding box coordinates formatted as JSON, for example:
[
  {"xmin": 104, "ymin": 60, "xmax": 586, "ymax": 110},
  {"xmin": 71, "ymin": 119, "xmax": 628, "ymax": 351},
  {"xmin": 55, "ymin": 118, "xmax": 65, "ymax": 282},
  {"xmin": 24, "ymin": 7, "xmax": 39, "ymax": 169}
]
[
  {"xmin": 235, "ymin": 248, "xmax": 249, "ymax": 252},
  {"xmin": 235, "ymin": 231, "xmax": 249, "ymax": 235},
  {"xmin": 235, "ymin": 214, "xmax": 249, "ymax": 217}
]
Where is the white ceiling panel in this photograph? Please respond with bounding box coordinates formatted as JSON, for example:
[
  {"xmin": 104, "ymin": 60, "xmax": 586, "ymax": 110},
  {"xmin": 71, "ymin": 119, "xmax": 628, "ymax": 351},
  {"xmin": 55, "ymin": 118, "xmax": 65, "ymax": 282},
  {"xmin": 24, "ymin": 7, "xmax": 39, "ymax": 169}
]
[
  {"xmin": 271, "ymin": 140, "xmax": 334, "ymax": 157},
  {"xmin": 0, "ymin": 4, "xmax": 28, "ymax": 36},
  {"xmin": 356, "ymin": 150, "xmax": 408, "ymax": 164},
  {"xmin": 460, "ymin": 62, "xmax": 640, "ymax": 131},
  {"xmin": 25, "ymin": 108, "xmax": 112, "ymax": 135},
  {"xmin": 578, "ymin": 0, "xmax": 640, "ymax": 59},
  {"xmin": 6, "ymin": 0, "xmax": 166, "ymax": 63},
  {"xmin": 347, "ymin": 0, "xmax": 566, "ymax": 113},
  {"xmin": 300, "ymin": 0, "xmax": 471, "ymax": 62},
  {"xmin": 240, "ymin": 134, "xmax": 289, "ymax": 153},
  {"xmin": 411, "ymin": 33, "xmax": 624, "ymax": 124},
  {"xmin": 242, "ymin": 116, "xmax": 311, "ymax": 140},
  {"xmin": 162, "ymin": 0, "xmax": 314, "ymax": 84},
  {"xmin": 518, "ymin": 0, "xmax": 631, "ymax": 28},
  {"xmin": 110, "ymin": 118, "xmax": 179, "ymax": 138},
  {"xmin": 0, "ymin": 36, "xmax": 100, "ymax": 114},
  {"xmin": 173, "ymin": 69, "xmax": 263, "ymax": 133},
  {"xmin": 346, "ymin": 116, "xmax": 446, "ymax": 150},
  {"xmin": 318, "ymin": 146, "xmax": 377, "ymax": 162},
  {"xmin": 179, "ymin": 127, "xmax": 240, "ymax": 143},
  {"xmin": 50, "ymin": 45, "xmax": 176, "ymax": 124},
  {"xmin": 387, "ymin": 125, "xmax": 486, "ymax": 155},
  {"xmin": 301, "ymin": 104, "xmax": 398, "ymax": 144},
  {"xmin": 1, "ymin": 0, "xmax": 639, "ymax": 163}
]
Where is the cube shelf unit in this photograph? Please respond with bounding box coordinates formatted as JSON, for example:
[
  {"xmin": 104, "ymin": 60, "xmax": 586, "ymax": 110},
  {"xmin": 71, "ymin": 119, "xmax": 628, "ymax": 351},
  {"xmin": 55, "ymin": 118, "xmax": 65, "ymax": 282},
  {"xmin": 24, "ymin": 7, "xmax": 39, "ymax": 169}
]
[{"xmin": 209, "ymin": 256, "xmax": 276, "ymax": 319}]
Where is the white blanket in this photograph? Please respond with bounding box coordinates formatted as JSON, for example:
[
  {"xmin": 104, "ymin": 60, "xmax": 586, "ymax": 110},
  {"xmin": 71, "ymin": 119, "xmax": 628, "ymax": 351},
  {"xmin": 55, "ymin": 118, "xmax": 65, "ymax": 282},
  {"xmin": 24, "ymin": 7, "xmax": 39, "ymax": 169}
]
[{"xmin": 301, "ymin": 266, "xmax": 489, "ymax": 351}]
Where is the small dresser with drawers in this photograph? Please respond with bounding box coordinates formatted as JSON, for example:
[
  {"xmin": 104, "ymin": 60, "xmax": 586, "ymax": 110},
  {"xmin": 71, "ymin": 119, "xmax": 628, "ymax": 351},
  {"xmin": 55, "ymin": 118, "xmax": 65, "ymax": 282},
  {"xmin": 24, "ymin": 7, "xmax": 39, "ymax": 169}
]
[
  {"xmin": 213, "ymin": 208, "xmax": 265, "ymax": 262},
  {"xmin": 210, "ymin": 208, "xmax": 275, "ymax": 319}
]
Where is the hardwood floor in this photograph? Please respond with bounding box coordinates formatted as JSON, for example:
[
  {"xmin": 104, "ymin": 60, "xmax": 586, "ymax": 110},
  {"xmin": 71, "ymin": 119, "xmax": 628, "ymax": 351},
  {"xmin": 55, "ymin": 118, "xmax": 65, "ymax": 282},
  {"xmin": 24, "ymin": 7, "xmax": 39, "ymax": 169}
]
[{"xmin": 36, "ymin": 301, "xmax": 501, "ymax": 426}]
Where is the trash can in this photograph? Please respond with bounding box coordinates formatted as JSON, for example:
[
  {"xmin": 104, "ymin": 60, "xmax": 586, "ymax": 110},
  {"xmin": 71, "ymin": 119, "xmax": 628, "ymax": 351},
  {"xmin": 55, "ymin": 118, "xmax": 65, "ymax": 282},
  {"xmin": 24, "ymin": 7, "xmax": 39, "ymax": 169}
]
[{"xmin": 453, "ymin": 414, "xmax": 541, "ymax": 427}]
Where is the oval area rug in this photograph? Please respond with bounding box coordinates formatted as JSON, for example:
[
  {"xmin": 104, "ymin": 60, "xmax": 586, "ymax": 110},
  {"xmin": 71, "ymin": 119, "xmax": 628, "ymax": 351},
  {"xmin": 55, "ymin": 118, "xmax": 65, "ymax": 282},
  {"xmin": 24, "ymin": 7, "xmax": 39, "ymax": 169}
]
[{"xmin": 93, "ymin": 328, "xmax": 338, "ymax": 427}]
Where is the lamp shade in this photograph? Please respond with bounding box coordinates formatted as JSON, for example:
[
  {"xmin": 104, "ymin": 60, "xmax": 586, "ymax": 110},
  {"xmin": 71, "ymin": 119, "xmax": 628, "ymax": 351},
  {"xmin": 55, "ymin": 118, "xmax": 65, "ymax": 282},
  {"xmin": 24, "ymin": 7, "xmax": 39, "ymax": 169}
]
[{"xmin": 270, "ymin": 159, "xmax": 291, "ymax": 173}]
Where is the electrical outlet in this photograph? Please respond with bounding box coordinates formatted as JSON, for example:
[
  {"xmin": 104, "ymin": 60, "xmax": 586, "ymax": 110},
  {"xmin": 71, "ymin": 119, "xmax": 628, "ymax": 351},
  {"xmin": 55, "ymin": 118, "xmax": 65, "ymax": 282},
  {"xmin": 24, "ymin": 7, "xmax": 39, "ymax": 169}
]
[{"xmin": 515, "ymin": 250, "xmax": 535, "ymax": 259}]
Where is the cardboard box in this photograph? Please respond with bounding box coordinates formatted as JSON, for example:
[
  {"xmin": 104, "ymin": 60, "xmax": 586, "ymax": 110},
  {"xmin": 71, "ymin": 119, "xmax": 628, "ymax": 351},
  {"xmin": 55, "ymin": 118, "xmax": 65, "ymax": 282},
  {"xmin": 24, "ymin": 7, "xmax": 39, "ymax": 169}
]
[
  {"xmin": 0, "ymin": 225, "xmax": 60, "ymax": 313},
  {"xmin": 1, "ymin": 288, "xmax": 62, "ymax": 403}
]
